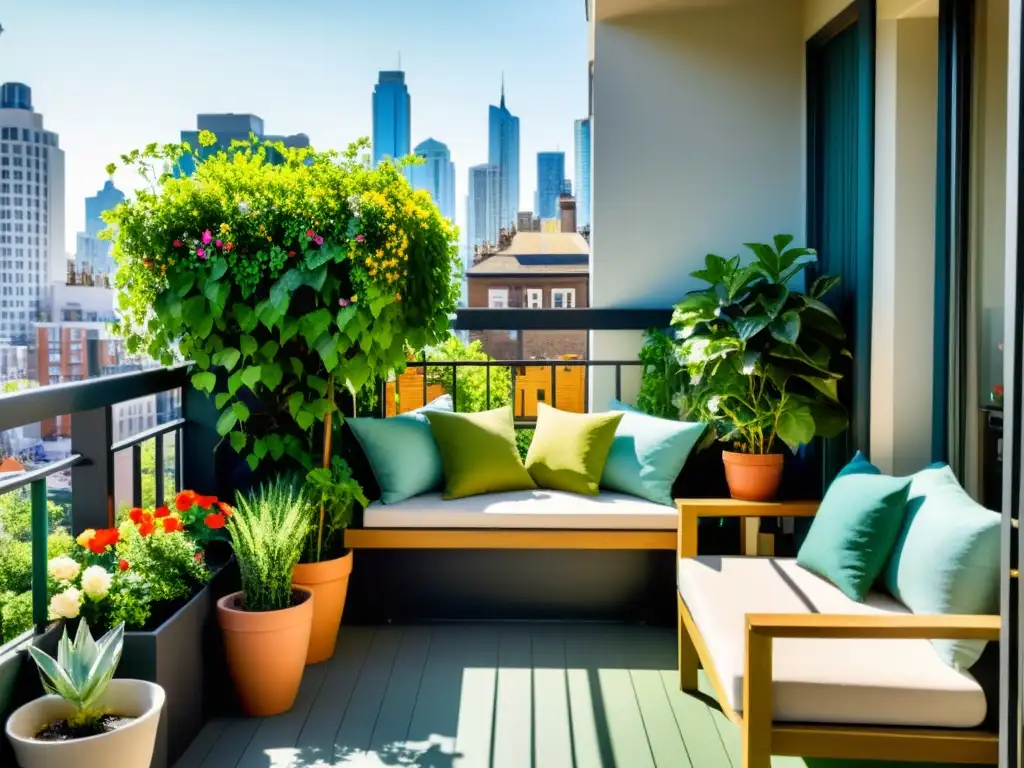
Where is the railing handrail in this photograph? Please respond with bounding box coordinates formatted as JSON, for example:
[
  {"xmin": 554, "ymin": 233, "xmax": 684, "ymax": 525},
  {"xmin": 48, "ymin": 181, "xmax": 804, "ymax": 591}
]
[
  {"xmin": 450, "ymin": 307, "xmax": 673, "ymax": 331},
  {"xmin": 0, "ymin": 364, "xmax": 190, "ymax": 433}
]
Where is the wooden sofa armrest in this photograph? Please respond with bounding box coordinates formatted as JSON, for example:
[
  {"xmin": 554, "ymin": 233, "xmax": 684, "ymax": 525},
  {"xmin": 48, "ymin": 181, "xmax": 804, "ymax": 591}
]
[
  {"xmin": 740, "ymin": 612, "xmax": 1000, "ymax": 763},
  {"xmin": 676, "ymin": 499, "xmax": 819, "ymax": 558}
]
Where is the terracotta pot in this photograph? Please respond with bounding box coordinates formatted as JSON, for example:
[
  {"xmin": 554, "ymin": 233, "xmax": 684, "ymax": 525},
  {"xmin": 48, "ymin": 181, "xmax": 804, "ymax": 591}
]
[
  {"xmin": 293, "ymin": 551, "xmax": 353, "ymax": 664},
  {"xmin": 6, "ymin": 679, "xmax": 164, "ymax": 768},
  {"xmin": 721, "ymin": 451, "xmax": 784, "ymax": 501},
  {"xmin": 216, "ymin": 587, "xmax": 313, "ymax": 717}
]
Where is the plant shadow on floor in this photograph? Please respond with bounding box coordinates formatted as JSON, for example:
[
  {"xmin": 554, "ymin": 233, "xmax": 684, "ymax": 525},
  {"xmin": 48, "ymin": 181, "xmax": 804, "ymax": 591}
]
[{"xmin": 282, "ymin": 740, "xmax": 462, "ymax": 767}]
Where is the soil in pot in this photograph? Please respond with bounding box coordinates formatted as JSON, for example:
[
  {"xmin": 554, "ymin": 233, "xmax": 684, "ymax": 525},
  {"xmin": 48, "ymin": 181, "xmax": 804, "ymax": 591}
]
[
  {"xmin": 35, "ymin": 715, "xmax": 136, "ymax": 741},
  {"xmin": 217, "ymin": 587, "xmax": 313, "ymax": 717},
  {"xmin": 722, "ymin": 451, "xmax": 784, "ymax": 502},
  {"xmin": 293, "ymin": 550, "xmax": 353, "ymax": 665}
]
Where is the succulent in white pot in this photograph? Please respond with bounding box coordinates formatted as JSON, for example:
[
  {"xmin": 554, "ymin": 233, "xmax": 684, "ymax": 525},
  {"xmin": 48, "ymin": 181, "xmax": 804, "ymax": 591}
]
[{"xmin": 5, "ymin": 620, "xmax": 165, "ymax": 768}]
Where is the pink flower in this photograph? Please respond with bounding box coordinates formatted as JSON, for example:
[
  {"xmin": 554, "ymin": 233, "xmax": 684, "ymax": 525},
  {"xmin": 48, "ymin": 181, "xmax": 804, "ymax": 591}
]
[
  {"xmin": 196, "ymin": 247, "xmax": 206, "ymax": 259},
  {"xmin": 338, "ymin": 298, "xmax": 350, "ymax": 307},
  {"xmin": 355, "ymin": 234, "xmax": 365, "ymax": 243},
  {"xmin": 172, "ymin": 240, "xmax": 183, "ymax": 248},
  {"xmin": 215, "ymin": 240, "xmax": 223, "ymax": 248},
  {"xmin": 201, "ymin": 230, "xmax": 212, "ymax": 245},
  {"xmin": 314, "ymin": 235, "xmax": 324, "ymax": 246}
]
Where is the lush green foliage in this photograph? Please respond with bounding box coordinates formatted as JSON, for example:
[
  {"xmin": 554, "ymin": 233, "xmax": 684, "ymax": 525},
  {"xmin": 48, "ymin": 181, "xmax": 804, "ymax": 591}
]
[
  {"xmin": 672, "ymin": 236, "xmax": 849, "ymax": 454},
  {"xmin": 115, "ymin": 520, "xmax": 207, "ymax": 605},
  {"xmin": 105, "ymin": 134, "xmax": 461, "ymax": 474},
  {"xmin": 302, "ymin": 457, "xmax": 368, "ymax": 563},
  {"xmin": 636, "ymin": 329, "xmax": 687, "ymax": 420},
  {"xmin": 229, "ymin": 480, "xmax": 311, "ymax": 612},
  {"xmin": 28, "ymin": 620, "xmax": 124, "ymax": 728},
  {"xmin": 426, "ymin": 337, "xmax": 511, "ymax": 413}
]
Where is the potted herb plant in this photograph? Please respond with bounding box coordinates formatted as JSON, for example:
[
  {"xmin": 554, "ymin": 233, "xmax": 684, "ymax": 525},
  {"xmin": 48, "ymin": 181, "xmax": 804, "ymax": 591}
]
[
  {"xmin": 292, "ymin": 388, "xmax": 368, "ymax": 663},
  {"xmin": 217, "ymin": 479, "xmax": 312, "ymax": 716},
  {"xmin": 6, "ymin": 621, "xmax": 164, "ymax": 768},
  {"xmin": 672, "ymin": 235, "xmax": 849, "ymax": 500}
]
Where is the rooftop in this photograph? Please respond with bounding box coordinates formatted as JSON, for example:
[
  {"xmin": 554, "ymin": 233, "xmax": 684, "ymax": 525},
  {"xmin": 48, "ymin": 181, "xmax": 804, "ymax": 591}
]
[{"xmin": 469, "ymin": 232, "xmax": 590, "ymax": 275}]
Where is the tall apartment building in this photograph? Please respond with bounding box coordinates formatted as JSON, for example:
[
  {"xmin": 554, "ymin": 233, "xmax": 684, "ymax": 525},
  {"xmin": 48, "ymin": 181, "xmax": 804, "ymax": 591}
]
[
  {"xmin": 372, "ymin": 71, "xmax": 411, "ymax": 168},
  {"xmin": 488, "ymin": 84, "xmax": 520, "ymax": 232},
  {"xmin": 75, "ymin": 180, "xmax": 125, "ymax": 276},
  {"xmin": 535, "ymin": 152, "xmax": 566, "ymax": 221},
  {"xmin": 409, "ymin": 138, "xmax": 455, "ymax": 222},
  {"xmin": 0, "ymin": 82, "xmax": 65, "ymax": 346}
]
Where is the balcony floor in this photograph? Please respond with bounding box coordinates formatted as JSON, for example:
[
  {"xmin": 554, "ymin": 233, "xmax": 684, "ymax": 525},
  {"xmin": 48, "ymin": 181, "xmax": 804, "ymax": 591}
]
[{"xmin": 175, "ymin": 622, "xmax": 955, "ymax": 768}]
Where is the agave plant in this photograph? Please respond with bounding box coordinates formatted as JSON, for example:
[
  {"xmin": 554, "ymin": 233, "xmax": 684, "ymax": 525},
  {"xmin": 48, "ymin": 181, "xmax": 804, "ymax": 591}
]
[
  {"xmin": 27, "ymin": 620, "xmax": 125, "ymax": 728},
  {"xmin": 672, "ymin": 235, "xmax": 850, "ymax": 455}
]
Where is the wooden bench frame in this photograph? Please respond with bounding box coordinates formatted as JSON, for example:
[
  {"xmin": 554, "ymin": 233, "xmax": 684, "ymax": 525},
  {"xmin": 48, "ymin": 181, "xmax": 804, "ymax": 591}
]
[{"xmin": 675, "ymin": 500, "xmax": 1000, "ymax": 768}]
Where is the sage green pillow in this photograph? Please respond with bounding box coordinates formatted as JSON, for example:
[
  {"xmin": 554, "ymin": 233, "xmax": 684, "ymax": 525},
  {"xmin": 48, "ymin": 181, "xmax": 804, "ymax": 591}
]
[
  {"xmin": 525, "ymin": 403, "xmax": 623, "ymax": 496},
  {"xmin": 884, "ymin": 465, "xmax": 1001, "ymax": 669},
  {"xmin": 425, "ymin": 407, "xmax": 536, "ymax": 500},
  {"xmin": 797, "ymin": 472, "xmax": 911, "ymax": 601}
]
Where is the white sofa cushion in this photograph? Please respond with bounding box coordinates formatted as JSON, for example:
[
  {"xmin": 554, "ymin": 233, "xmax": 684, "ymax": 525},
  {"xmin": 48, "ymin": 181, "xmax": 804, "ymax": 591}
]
[
  {"xmin": 678, "ymin": 556, "xmax": 987, "ymax": 728},
  {"xmin": 364, "ymin": 490, "xmax": 677, "ymax": 530}
]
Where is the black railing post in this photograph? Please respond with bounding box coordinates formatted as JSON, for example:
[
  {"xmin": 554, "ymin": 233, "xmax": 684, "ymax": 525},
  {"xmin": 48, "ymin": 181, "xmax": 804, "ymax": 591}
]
[
  {"xmin": 30, "ymin": 478, "xmax": 48, "ymax": 633},
  {"xmin": 132, "ymin": 443, "xmax": 143, "ymax": 508},
  {"xmin": 154, "ymin": 435, "xmax": 165, "ymax": 507},
  {"xmin": 70, "ymin": 406, "xmax": 114, "ymax": 534}
]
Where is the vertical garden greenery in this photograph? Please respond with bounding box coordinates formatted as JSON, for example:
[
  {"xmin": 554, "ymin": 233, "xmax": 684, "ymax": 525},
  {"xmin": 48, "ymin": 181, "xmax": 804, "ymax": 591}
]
[{"xmin": 104, "ymin": 134, "xmax": 461, "ymax": 473}]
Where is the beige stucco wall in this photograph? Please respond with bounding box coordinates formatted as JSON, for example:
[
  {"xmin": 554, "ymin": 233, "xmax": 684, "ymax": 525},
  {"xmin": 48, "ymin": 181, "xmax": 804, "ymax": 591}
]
[{"xmin": 804, "ymin": 0, "xmax": 851, "ymax": 38}]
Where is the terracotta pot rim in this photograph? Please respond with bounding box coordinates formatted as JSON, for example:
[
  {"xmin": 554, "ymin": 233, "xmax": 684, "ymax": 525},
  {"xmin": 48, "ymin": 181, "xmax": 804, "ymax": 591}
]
[
  {"xmin": 721, "ymin": 450, "xmax": 785, "ymax": 466},
  {"xmin": 217, "ymin": 587, "xmax": 313, "ymax": 633},
  {"xmin": 293, "ymin": 551, "xmax": 353, "ymax": 584}
]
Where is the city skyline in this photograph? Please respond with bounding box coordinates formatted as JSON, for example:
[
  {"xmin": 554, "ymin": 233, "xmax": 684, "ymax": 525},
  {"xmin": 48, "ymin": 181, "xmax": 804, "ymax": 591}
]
[{"xmin": 0, "ymin": 0, "xmax": 587, "ymax": 251}]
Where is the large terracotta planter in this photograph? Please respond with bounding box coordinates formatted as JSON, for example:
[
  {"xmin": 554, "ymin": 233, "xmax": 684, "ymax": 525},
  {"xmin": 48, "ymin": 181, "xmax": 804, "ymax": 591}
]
[
  {"xmin": 216, "ymin": 587, "xmax": 313, "ymax": 717},
  {"xmin": 293, "ymin": 551, "xmax": 353, "ymax": 665},
  {"xmin": 722, "ymin": 451, "xmax": 784, "ymax": 501},
  {"xmin": 6, "ymin": 679, "xmax": 164, "ymax": 768}
]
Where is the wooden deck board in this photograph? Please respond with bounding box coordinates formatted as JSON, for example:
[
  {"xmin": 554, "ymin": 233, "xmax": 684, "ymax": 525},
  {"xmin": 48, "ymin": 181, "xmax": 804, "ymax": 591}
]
[{"xmin": 177, "ymin": 622, "xmax": 965, "ymax": 768}]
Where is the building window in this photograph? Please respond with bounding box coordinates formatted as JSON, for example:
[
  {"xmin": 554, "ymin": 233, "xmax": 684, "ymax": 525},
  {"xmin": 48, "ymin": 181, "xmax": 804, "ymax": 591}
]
[
  {"xmin": 526, "ymin": 288, "xmax": 543, "ymax": 308},
  {"xmin": 488, "ymin": 288, "xmax": 509, "ymax": 309},
  {"xmin": 551, "ymin": 288, "xmax": 576, "ymax": 309}
]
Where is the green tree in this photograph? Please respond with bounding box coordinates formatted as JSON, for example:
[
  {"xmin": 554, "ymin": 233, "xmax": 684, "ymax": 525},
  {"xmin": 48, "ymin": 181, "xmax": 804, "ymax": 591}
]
[{"xmin": 426, "ymin": 337, "xmax": 511, "ymax": 413}]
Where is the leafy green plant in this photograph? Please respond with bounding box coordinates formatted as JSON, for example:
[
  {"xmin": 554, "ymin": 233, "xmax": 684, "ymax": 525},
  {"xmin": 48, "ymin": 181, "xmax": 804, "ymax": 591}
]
[
  {"xmin": 426, "ymin": 337, "xmax": 511, "ymax": 413},
  {"xmin": 636, "ymin": 329, "xmax": 686, "ymax": 420},
  {"xmin": 27, "ymin": 620, "xmax": 124, "ymax": 729},
  {"xmin": 115, "ymin": 520, "xmax": 208, "ymax": 605},
  {"xmin": 105, "ymin": 134, "xmax": 460, "ymax": 476},
  {"xmin": 672, "ymin": 235, "xmax": 849, "ymax": 454},
  {"xmin": 303, "ymin": 457, "xmax": 368, "ymax": 563},
  {"xmin": 228, "ymin": 480, "xmax": 311, "ymax": 612}
]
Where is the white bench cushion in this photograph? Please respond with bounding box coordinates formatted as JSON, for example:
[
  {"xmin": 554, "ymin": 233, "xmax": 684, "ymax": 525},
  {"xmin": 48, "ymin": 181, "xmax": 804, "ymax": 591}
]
[
  {"xmin": 364, "ymin": 490, "xmax": 677, "ymax": 530},
  {"xmin": 678, "ymin": 556, "xmax": 987, "ymax": 728}
]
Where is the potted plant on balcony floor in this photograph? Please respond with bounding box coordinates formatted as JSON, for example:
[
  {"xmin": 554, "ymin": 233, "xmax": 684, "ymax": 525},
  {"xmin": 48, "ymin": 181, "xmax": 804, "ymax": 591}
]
[
  {"xmin": 6, "ymin": 620, "xmax": 164, "ymax": 768},
  {"xmin": 671, "ymin": 235, "xmax": 850, "ymax": 501},
  {"xmin": 217, "ymin": 479, "xmax": 312, "ymax": 716}
]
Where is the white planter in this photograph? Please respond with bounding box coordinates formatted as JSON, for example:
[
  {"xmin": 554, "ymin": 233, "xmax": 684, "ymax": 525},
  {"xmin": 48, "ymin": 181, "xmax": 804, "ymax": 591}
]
[{"xmin": 5, "ymin": 679, "xmax": 165, "ymax": 768}]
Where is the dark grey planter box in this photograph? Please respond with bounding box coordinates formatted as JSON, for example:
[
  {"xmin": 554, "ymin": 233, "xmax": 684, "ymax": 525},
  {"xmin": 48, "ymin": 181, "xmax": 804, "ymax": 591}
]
[{"xmin": 117, "ymin": 583, "xmax": 212, "ymax": 768}]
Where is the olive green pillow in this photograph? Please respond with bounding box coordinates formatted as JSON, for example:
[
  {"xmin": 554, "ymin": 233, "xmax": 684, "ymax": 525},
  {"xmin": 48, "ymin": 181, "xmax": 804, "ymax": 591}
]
[
  {"xmin": 525, "ymin": 404, "xmax": 623, "ymax": 496},
  {"xmin": 425, "ymin": 407, "xmax": 536, "ymax": 500}
]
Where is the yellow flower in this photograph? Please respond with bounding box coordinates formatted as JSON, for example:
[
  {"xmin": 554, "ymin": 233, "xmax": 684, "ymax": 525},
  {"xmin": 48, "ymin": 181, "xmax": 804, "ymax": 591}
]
[
  {"xmin": 220, "ymin": 223, "xmax": 229, "ymax": 233},
  {"xmin": 76, "ymin": 529, "xmax": 96, "ymax": 548}
]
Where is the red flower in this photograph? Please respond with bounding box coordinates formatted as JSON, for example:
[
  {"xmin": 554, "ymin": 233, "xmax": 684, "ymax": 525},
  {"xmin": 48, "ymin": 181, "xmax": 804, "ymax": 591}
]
[
  {"xmin": 216, "ymin": 501, "xmax": 234, "ymax": 517},
  {"xmin": 288, "ymin": 251, "xmax": 296, "ymax": 257},
  {"xmin": 88, "ymin": 528, "xmax": 120, "ymax": 554},
  {"xmin": 154, "ymin": 505, "xmax": 171, "ymax": 519},
  {"xmin": 142, "ymin": 259, "xmax": 154, "ymax": 268},
  {"xmin": 128, "ymin": 507, "xmax": 145, "ymax": 524},
  {"xmin": 119, "ymin": 559, "xmax": 130, "ymax": 572},
  {"xmin": 173, "ymin": 240, "xmax": 183, "ymax": 248},
  {"xmin": 162, "ymin": 517, "xmax": 183, "ymax": 534},
  {"xmin": 195, "ymin": 494, "xmax": 217, "ymax": 510},
  {"xmin": 204, "ymin": 513, "xmax": 226, "ymax": 530},
  {"xmin": 138, "ymin": 514, "xmax": 156, "ymax": 537},
  {"xmin": 305, "ymin": 228, "xmax": 315, "ymax": 238},
  {"xmin": 225, "ymin": 242, "xmax": 234, "ymax": 251},
  {"xmin": 175, "ymin": 490, "xmax": 196, "ymax": 511},
  {"xmin": 194, "ymin": 552, "xmax": 204, "ymax": 563}
]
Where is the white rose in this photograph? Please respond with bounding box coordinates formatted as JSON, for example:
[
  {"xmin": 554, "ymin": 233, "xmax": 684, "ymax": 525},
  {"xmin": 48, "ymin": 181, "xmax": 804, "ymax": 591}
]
[
  {"xmin": 707, "ymin": 395, "xmax": 721, "ymax": 414},
  {"xmin": 48, "ymin": 587, "xmax": 81, "ymax": 620},
  {"xmin": 47, "ymin": 556, "xmax": 80, "ymax": 582},
  {"xmin": 80, "ymin": 566, "xmax": 112, "ymax": 599}
]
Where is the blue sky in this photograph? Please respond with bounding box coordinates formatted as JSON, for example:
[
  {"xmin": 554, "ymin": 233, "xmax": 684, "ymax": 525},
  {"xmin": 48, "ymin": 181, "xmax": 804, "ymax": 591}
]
[{"xmin": 1, "ymin": 0, "xmax": 588, "ymax": 252}]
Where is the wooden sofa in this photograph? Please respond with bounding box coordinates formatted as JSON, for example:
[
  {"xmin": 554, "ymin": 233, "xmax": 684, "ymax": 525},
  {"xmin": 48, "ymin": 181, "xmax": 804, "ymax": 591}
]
[{"xmin": 676, "ymin": 500, "xmax": 1000, "ymax": 768}]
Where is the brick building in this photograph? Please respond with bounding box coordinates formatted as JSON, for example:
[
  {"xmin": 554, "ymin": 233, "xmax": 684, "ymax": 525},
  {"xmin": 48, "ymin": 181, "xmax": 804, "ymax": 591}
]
[{"xmin": 467, "ymin": 230, "xmax": 589, "ymax": 360}]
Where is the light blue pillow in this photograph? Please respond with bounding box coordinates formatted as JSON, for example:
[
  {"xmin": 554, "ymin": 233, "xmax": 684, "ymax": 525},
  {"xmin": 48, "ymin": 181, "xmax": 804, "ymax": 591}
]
[
  {"xmin": 347, "ymin": 395, "xmax": 453, "ymax": 505},
  {"xmin": 600, "ymin": 399, "xmax": 706, "ymax": 507},
  {"xmin": 884, "ymin": 465, "xmax": 1001, "ymax": 669}
]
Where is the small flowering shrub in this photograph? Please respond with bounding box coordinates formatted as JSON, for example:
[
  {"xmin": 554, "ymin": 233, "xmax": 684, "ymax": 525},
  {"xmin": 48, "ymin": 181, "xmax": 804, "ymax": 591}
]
[{"xmin": 105, "ymin": 135, "xmax": 461, "ymax": 473}]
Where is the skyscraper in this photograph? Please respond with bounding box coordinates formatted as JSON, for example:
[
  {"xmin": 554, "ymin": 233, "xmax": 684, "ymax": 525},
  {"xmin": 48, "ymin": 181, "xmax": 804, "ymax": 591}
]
[
  {"xmin": 574, "ymin": 118, "xmax": 591, "ymax": 231},
  {"xmin": 409, "ymin": 138, "xmax": 455, "ymax": 222},
  {"xmin": 76, "ymin": 180, "xmax": 125, "ymax": 275},
  {"xmin": 535, "ymin": 152, "xmax": 566, "ymax": 221},
  {"xmin": 178, "ymin": 114, "xmax": 309, "ymax": 176},
  {"xmin": 467, "ymin": 164, "xmax": 500, "ymax": 251},
  {"xmin": 0, "ymin": 83, "xmax": 65, "ymax": 346},
  {"xmin": 372, "ymin": 71, "xmax": 411, "ymax": 168},
  {"xmin": 488, "ymin": 81, "xmax": 520, "ymax": 232}
]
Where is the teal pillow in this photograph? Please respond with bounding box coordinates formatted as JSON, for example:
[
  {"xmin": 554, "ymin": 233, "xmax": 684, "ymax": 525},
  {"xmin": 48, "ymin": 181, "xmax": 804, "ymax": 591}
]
[
  {"xmin": 884, "ymin": 465, "xmax": 1001, "ymax": 669},
  {"xmin": 797, "ymin": 471, "xmax": 911, "ymax": 601},
  {"xmin": 836, "ymin": 450, "xmax": 881, "ymax": 478},
  {"xmin": 347, "ymin": 395, "xmax": 453, "ymax": 504},
  {"xmin": 600, "ymin": 400, "xmax": 706, "ymax": 507}
]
